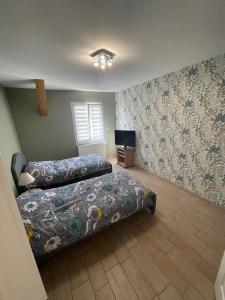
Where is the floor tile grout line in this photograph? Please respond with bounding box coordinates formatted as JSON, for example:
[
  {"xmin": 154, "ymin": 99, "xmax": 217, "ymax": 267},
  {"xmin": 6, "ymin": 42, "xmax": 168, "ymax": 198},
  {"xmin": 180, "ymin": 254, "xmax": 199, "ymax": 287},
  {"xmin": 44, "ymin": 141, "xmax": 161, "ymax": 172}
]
[
  {"xmin": 83, "ymin": 242, "xmax": 109, "ymax": 294},
  {"xmin": 120, "ymin": 257, "xmax": 157, "ymax": 300},
  {"xmin": 127, "ymin": 244, "xmax": 168, "ymax": 296},
  {"xmin": 105, "ymin": 265, "xmax": 122, "ymax": 300},
  {"xmin": 109, "ymin": 262, "xmax": 141, "ymax": 300}
]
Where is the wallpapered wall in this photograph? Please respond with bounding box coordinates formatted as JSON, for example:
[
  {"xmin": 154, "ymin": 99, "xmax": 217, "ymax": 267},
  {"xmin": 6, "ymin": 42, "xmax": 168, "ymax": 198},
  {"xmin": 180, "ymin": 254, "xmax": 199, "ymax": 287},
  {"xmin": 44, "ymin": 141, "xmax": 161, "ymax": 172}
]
[{"xmin": 116, "ymin": 53, "xmax": 225, "ymax": 206}]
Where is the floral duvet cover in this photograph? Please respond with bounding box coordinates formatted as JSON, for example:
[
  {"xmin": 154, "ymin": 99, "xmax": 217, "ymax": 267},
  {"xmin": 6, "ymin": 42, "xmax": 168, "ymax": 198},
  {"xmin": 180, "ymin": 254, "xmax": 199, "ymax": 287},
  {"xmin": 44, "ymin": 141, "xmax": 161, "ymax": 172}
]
[
  {"xmin": 25, "ymin": 154, "xmax": 112, "ymax": 188},
  {"xmin": 16, "ymin": 172, "xmax": 156, "ymax": 258}
]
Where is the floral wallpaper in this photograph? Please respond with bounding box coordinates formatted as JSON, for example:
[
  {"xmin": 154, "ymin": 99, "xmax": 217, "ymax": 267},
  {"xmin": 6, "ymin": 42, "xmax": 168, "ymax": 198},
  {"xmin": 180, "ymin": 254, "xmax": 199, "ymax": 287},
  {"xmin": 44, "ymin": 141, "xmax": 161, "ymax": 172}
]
[{"xmin": 116, "ymin": 53, "xmax": 225, "ymax": 206}]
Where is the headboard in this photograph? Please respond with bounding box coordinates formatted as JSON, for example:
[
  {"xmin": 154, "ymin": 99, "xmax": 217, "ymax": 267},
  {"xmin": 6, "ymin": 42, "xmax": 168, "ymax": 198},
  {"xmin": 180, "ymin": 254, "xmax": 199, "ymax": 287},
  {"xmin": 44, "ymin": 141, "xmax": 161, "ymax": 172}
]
[{"xmin": 11, "ymin": 152, "xmax": 28, "ymax": 194}]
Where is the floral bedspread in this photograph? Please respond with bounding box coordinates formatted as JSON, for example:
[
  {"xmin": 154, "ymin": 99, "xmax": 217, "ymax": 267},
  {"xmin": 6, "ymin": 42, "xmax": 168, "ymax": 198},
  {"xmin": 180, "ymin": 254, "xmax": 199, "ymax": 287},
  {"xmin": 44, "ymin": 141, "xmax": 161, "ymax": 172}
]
[
  {"xmin": 25, "ymin": 154, "xmax": 112, "ymax": 188},
  {"xmin": 16, "ymin": 172, "xmax": 156, "ymax": 258}
]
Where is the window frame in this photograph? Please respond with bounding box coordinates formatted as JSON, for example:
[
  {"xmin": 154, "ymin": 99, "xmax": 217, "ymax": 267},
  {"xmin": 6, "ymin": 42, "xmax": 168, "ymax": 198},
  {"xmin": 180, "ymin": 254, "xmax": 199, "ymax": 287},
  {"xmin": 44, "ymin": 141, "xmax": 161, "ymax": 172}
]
[{"xmin": 71, "ymin": 101, "xmax": 105, "ymax": 146}]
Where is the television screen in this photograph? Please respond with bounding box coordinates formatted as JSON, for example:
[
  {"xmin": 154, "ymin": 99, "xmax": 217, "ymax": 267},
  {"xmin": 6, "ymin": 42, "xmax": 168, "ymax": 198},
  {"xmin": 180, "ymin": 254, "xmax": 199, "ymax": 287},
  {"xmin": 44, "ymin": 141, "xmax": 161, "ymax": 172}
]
[{"xmin": 115, "ymin": 130, "xmax": 135, "ymax": 147}]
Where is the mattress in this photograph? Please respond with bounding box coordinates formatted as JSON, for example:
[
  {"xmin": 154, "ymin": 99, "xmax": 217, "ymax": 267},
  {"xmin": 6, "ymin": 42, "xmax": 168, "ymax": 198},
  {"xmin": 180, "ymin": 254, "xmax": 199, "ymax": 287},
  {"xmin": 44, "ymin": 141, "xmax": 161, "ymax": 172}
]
[
  {"xmin": 25, "ymin": 154, "xmax": 112, "ymax": 189},
  {"xmin": 16, "ymin": 172, "xmax": 156, "ymax": 258}
]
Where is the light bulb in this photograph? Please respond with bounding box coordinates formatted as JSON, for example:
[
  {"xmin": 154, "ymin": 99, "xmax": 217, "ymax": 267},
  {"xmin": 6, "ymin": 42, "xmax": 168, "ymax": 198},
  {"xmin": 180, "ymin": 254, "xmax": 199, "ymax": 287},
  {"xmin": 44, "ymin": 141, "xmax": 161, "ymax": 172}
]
[
  {"xmin": 107, "ymin": 61, "xmax": 112, "ymax": 67},
  {"xmin": 100, "ymin": 64, "xmax": 106, "ymax": 69},
  {"xmin": 100, "ymin": 55, "xmax": 106, "ymax": 63},
  {"xmin": 93, "ymin": 61, "xmax": 99, "ymax": 67}
]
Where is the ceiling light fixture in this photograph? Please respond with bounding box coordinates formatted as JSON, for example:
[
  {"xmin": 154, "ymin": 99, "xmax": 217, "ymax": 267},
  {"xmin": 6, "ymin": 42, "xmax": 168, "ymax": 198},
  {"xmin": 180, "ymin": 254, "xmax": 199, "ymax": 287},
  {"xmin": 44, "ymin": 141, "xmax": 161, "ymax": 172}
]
[{"xmin": 90, "ymin": 49, "xmax": 115, "ymax": 70}]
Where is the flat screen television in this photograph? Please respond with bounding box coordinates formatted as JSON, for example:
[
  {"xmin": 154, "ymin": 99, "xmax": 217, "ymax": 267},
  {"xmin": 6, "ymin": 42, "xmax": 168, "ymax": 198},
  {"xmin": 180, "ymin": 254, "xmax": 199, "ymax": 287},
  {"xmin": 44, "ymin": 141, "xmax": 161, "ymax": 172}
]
[{"xmin": 115, "ymin": 130, "xmax": 136, "ymax": 148}]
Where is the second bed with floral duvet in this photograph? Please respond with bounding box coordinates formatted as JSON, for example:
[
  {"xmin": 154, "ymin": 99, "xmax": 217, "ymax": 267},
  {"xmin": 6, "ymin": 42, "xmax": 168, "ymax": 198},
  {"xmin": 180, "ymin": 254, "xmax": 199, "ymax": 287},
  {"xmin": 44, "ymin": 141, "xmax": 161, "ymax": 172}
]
[
  {"xmin": 25, "ymin": 153, "xmax": 112, "ymax": 189},
  {"xmin": 16, "ymin": 171, "xmax": 156, "ymax": 259}
]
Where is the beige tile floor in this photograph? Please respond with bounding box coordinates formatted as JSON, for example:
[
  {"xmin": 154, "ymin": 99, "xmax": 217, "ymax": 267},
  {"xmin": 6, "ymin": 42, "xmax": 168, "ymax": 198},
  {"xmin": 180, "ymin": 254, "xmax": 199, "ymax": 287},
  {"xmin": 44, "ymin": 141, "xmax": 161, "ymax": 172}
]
[{"xmin": 39, "ymin": 157, "xmax": 225, "ymax": 300}]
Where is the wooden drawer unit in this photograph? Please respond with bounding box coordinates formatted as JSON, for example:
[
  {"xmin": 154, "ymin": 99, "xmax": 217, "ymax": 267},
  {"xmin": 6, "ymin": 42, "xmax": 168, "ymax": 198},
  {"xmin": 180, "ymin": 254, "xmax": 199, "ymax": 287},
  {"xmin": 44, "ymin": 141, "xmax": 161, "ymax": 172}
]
[{"xmin": 117, "ymin": 147, "xmax": 135, "ymax": 168}]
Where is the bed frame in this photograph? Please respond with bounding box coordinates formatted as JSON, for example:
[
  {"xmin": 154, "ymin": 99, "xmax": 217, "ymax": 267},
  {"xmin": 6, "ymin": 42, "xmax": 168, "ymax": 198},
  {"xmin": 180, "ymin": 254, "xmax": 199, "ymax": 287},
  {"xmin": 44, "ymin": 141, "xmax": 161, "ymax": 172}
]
[{"xmin": 11, "ymin": 152, "xmax": 112, "ymax": 194}]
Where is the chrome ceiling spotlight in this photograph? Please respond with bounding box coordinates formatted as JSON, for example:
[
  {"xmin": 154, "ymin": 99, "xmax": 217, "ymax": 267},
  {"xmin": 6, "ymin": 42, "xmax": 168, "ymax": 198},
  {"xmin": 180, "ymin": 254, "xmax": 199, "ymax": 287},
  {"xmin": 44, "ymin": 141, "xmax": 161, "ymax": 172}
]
[{"xmin": 90, "ymin": 49, "xmax": 115, "ymax": 69}]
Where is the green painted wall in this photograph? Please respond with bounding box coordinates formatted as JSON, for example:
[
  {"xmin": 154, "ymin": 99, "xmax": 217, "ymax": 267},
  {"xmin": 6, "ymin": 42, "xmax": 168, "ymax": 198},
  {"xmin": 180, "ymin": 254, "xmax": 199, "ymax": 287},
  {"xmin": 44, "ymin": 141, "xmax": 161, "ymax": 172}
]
[
  {"xmin": 7, "ymin": 88, "xmax": 116, "ymax": 161},
  {"xmin": 0, "ymin": 85, "xmax": 21, "ymax": 191}
]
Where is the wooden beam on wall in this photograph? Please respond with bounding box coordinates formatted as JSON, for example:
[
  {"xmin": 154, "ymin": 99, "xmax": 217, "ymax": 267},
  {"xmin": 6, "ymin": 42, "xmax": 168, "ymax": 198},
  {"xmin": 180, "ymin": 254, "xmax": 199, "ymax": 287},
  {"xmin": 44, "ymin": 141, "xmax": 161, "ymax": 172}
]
[{"xmin": 35, "ymin": 79, "xmax": 48, "ymax": 116}]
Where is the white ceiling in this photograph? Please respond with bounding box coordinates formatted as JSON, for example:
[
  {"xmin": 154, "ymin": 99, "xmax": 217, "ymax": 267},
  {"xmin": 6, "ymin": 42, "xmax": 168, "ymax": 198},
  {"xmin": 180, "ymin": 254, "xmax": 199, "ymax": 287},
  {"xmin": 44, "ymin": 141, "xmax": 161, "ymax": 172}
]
[{"xmin": 0, "ymin": 0, "xmax": 225, "ymax": 92}]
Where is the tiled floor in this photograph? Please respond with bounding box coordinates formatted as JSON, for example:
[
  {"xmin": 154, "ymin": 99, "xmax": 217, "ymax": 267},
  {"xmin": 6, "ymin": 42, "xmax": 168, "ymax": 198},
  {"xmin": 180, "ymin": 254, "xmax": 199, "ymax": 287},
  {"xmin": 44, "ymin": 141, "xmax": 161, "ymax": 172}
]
[{"xmin": 39, "ymin": 157, "xmax": 225, "ymax": 300}]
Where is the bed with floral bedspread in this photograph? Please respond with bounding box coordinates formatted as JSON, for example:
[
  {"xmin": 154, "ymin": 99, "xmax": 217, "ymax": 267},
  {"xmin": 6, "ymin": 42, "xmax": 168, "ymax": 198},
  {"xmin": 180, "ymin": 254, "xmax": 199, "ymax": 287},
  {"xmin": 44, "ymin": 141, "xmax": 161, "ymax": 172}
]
[
  {"xmin": 16, "ymin": 172, "xmax": 156, "ymax": 258},
  {"xmin": 25, "ymin": 154, "xmax": 112, "ymax": 189}
]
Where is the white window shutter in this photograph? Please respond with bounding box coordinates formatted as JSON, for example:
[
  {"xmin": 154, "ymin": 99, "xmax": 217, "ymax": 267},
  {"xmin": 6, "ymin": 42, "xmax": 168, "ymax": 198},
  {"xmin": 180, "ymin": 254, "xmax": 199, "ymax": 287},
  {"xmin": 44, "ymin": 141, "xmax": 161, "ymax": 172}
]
[
  {"xmin": 72, "ymin": 103, "xmax": 105, "ymax": 145},
  {"xmin": 89, "ymin": 104, "xmax": 104, "ymax": 143},
  {"xmin": 73, "ymin": 104, "xmax": 91, "ymax": 144}
]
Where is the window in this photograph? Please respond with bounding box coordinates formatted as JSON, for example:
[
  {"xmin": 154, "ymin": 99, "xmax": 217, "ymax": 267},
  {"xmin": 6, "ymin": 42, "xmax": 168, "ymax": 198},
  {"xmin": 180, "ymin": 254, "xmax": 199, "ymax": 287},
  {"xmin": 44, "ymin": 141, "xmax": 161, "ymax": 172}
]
[{"xmin": 72, "ymin": 102, "xmax": 105, "ymax": 145}]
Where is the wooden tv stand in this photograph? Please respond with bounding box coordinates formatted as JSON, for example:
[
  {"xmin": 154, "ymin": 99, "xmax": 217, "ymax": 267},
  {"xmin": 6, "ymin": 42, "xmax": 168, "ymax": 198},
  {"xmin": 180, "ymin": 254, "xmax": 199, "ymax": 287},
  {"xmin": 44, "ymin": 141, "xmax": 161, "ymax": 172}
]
[{"xmin": 117, "ymin": 146, "xmax": 135, "ymax": 168}]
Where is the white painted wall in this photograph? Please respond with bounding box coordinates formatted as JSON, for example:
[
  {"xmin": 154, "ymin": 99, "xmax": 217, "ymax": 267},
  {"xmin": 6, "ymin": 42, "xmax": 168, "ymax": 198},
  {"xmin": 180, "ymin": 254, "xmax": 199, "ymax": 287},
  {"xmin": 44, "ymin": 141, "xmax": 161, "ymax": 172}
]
[
  {"xmin": 78, "ymin": 142, "xmax": 106, "ymax": 157},
  {"xmin": 215, "ymin": 252, "xmax": 225, "ymax": 300},
  {"xmin": 0, "ymin": 153, "xmax": 47, "ymax": 300},
  {"xmin": 0, "ymin": 85, "xmax": 21, "ymax": 193}
]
